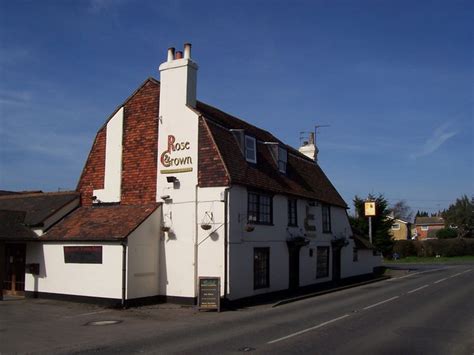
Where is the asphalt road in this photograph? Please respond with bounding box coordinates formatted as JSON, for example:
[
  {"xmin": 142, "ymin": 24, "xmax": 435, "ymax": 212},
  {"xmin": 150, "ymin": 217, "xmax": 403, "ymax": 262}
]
[{"xmin": 1, "ymin": 263, "xmax": 473, "ymax": 354}]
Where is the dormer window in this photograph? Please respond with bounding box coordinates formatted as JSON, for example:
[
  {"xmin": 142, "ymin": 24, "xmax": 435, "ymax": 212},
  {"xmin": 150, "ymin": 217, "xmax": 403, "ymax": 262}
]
[
  {"xmin": 278, "ymin": 146, "xmax": 287, "ymax": 173},
  {"xmin": 245, "ymin": 135, "xmax": 257, "ymax": 163}
]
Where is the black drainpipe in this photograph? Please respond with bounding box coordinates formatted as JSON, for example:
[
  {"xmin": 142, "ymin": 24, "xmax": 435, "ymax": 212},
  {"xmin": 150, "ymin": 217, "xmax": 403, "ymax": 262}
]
[{"xmin": 121, "ymin": 241, "xmax": 127, "ymax": 308}]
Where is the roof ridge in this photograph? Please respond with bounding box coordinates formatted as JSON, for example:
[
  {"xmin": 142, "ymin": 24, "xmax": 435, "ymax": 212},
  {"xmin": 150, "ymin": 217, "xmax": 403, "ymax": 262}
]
[
  {"xmin": 0, "ymin": 191, "xmax": 79, "ymax": 200},
  {"xmin": 196, "ymin": 100, "xmax": 279, "ymax": 141}
]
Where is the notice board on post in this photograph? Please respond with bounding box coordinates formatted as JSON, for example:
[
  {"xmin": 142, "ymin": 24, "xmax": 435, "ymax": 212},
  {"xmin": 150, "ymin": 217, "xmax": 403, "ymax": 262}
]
[{"xmin": 198, "ymin": 277, "xmax": 220, "ymax": 312}]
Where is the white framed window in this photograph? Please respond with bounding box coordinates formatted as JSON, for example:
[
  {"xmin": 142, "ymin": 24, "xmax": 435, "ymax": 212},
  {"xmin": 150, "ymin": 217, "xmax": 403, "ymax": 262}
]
[
  {"xmin": 421, "ymin": 226, "xmax": 429, "ymax": 231},
  {"xmin": 391, "ymin": 223, "xmax": 400, "ymax": 230},
  {"xmin": 245, "ymin": 135, "xmax": 257, "ymax": 163},
  {"xmin": 278, "ymin": 145, "xmax": 287, "ymax": 173}
]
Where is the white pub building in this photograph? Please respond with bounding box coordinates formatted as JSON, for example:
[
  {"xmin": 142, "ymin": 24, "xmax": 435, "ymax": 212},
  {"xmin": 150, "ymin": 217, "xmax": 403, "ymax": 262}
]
[{"xmin": 2, "ymin": 44, "xmax": 380, "ymax": 306}]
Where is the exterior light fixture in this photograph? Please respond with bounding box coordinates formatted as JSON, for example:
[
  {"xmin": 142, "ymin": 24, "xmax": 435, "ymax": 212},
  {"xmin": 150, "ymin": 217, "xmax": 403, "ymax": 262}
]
[{"xmin": 166, "ymin": 176, "xmax": 178, "ymax": 183}]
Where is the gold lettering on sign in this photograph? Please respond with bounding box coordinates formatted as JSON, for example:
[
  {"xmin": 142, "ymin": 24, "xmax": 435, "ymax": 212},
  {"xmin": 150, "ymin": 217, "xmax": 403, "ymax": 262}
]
[{"xmin": 160, "ymin": 135, "xmax": 193, "ymax": 173}]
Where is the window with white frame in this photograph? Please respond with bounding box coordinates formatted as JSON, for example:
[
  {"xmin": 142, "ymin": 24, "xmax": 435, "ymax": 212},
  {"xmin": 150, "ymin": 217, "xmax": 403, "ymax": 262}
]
[
  {"xmin": 421, "ymin": 226, "xmax": 429, "ymax": 231},
  {"xmin": 245, "ymin": 135, "xmax": 257, "ymax": 163},
  {"xmin": 278, "ymin": 145, "xmax": 287, "ymax": 173},
  {"xmin": 391, "ymin": 223, "xmax": 401, "ymax": 230}
]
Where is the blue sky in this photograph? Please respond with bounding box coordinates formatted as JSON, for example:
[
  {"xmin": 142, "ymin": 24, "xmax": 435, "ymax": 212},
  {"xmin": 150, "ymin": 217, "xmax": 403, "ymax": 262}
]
[{"xmin": 0, "ymin": 0, "xmax": 472, "ymax": 215}]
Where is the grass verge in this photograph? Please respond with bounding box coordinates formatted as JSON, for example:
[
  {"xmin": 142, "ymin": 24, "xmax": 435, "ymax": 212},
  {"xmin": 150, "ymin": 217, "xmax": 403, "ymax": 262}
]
[{"xmin": 384, "ymin": 255, "xmax": 474, "ymax": 264}]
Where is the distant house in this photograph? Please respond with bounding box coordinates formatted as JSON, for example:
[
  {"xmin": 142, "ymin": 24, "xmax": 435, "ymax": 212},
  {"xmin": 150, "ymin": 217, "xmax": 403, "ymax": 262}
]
[
  {"xmin": 413, "ymin": 216, "xmax": 444, "ymax": 240},
  {"xmin": 388, "ymin": 217, "xmax": 411, "ymax": 240}
]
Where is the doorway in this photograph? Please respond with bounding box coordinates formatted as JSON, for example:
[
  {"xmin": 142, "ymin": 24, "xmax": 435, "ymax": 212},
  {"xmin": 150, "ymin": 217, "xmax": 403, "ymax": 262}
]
[
  {"xmin": 3, "ymin": 243, "xmax": 26, "ymax": 296},
  {"xmin": 332, "ymin": 247, "xmax": 341, "ymax": 282},
  {"xmin": 288, "ymin": 246, "xmax": 300, "ymax": 289}
]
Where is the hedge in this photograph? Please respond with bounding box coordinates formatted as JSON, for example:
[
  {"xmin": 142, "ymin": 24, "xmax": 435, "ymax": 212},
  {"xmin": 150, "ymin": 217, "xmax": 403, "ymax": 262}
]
[{"xmin": 393, "ymin": 239, "xmax": 474, "ymax": 258}]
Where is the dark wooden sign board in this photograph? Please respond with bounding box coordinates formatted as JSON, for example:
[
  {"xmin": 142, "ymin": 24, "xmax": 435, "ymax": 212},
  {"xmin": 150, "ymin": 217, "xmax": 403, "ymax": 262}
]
[{"xmin": 198, "ymin": 277, "xmax": 220, "ymax": 312}]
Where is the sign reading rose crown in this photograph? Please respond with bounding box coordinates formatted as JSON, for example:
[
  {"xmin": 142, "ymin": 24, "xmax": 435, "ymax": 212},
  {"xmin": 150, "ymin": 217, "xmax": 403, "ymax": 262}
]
[{"xmin": 160, "ymin": 135, "xmax": 193, "ymax": 174}]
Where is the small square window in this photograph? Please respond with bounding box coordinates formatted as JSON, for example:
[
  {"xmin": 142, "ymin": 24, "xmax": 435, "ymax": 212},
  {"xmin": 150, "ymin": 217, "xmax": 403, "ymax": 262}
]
[
  {"xmin": 421, "ymin": 226, "xmax": 429, "ymax": 231},
  {"xmin": 391, "ymin": 223, "xmax": 400, "ymax": 230},
  {"xmin": 245, "ymin": 135, "xmax": 257, "ymax": 163}
]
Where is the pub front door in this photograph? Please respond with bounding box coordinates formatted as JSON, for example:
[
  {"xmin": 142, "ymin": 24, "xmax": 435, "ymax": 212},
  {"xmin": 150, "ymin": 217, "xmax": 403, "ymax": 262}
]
[{"xmin": 3, "ymin": 243, "xmax": 26, "ymax": 296}]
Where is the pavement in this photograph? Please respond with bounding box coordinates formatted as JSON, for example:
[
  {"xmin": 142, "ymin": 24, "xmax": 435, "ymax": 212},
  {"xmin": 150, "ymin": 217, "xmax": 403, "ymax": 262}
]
[{"xmin": 1, "ymin": 263, "xmax": 473, "ymax": 354}]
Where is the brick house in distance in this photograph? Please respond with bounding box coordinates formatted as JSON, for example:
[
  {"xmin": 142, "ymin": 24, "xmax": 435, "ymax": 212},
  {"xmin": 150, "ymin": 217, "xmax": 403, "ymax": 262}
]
[
  {"xmin": 413, "ymin": 216, "xmax": 445, "ymax": 239},
  {"xmin": 22, "ymin": 44, "xmax": 380, "ymax": 306}
]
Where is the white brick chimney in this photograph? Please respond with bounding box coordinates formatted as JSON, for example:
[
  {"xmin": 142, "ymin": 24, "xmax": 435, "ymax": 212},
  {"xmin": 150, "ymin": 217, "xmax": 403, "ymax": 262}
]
[
  {"xmin": 299, "ymin": 132, "xmax": 319, "ymax": 163},
  {"xmin": 158, "ymin": 43, "xmax": 198, "ymax": 109}
]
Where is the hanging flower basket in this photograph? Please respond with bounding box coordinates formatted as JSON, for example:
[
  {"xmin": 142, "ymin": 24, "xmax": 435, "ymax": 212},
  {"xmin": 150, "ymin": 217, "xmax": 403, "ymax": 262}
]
[
  {"xmin": 245, "ymin": 224, "xmax": 255, "ymax": 232},
  {"xmin": 201, "ymin": 212, "xmax": 213, "ymax": 231}
]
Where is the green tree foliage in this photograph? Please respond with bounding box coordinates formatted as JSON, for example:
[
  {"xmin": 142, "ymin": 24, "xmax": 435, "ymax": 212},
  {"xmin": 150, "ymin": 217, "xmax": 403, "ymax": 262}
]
[
  {"xmin": 416, "ymin": 210, "xmax": 429, "ymax": 217},
  {"xmin": 436, "ymin": 228, "xmax": 458, "ymax": 239},
  {"xmin": 349, "ymin": 194, "xmax": 394, "ymax": 256},
  {"xmin": 442, "ymin": 195, "xmax": 474, "ymax": 237}
]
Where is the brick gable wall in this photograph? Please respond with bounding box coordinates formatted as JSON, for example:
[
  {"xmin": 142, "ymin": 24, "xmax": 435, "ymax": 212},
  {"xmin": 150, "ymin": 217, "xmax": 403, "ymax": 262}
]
[
  {"xmin": 77, "ymin": 128, "xmax": 106, "ymax": 206},
  {"xmin": 121, "ymin": 80, "xmax": 159, "ymax": 204},
  {"xmin": 198, "ymin": 118, "xmax": 230, "ymax": 187},
  {"xmin": 77, "ymin": 79, "xmax": 160, "ymax": 206}
]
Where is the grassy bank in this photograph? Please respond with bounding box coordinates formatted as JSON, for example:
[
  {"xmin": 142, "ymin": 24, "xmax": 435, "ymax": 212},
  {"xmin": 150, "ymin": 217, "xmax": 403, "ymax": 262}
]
[{"xmin": 384, "ymin": 255, "xmax": 474, "ymax": 264}]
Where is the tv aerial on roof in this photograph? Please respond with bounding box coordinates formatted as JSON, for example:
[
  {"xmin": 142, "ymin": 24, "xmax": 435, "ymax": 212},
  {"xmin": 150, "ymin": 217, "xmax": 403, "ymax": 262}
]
[{"xmin": 299, "ymin": 125, "xmax": 330, "ymax": 146}]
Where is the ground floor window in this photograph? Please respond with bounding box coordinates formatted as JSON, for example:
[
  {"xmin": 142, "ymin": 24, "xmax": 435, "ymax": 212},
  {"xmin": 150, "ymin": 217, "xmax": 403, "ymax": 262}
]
[
  {"xmin": 64, "ymin": 246, "xmax": 103, "ymax": 264},
  {"xmin": 353, "ymin": 248, "xmax": 359, "ymax": 262},
  {"xmin": 316, "ymin": 246, "xmax": 329, "ymax": 278},
  {"xmin": 254, "ymin": 247, "xmax": 270, "ymax": 289}
]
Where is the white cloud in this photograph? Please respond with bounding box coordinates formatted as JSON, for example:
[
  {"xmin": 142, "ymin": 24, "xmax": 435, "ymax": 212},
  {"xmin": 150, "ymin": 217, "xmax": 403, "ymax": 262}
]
[{"xmin": 410, "ymin": 122, "xmax": 458, "ymax": 159}]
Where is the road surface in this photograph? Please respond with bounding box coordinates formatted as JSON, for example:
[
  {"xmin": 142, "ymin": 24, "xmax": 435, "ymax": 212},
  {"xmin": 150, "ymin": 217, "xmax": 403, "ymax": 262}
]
[{"xmin": 1, "ymin": 263, "xmax": 473, "ymax": 354}]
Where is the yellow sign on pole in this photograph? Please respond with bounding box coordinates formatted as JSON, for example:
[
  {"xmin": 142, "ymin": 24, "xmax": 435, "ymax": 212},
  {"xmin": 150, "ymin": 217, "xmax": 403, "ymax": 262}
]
[{"xmin": 364, "ymin": 201, "xmax": 376, "ymax": 217}]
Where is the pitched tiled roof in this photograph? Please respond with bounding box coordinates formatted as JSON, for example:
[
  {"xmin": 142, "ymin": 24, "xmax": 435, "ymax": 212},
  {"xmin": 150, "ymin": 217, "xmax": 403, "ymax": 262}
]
[
  {"xmin": 196, "ymin": 101, "xmax": 347, "ymax": 208},
  {"xmin": 0, "ymin": 210, "xmax": 37, "ymax": 241},
  {"xmin": 415, "ymin": 216, "xmax": 444, "ymax": 226},
  {"xmin": 0, "ymin": 191, "xmax": 79, "ymax": 226},
  {"xmin": 42, "ymin": 204, "xmax": 159, "ymax": 241}
]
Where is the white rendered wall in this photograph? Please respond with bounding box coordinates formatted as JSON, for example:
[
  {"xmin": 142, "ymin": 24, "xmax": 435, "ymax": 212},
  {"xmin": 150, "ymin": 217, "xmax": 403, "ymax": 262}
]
[
  {"xmin": 156, "ymin": 55, "xmax": 200, "ymax": 299},
  {"xmin": 196, "ymin": 187, "xmax": 227, "ymax": 295},
  {"xmin": 25, "ymin": 242, "xmax": 123, "ymax": 299},
  {"xmin": 93, "ymin": 107, "xmax": 124, "ymax": 203},
  {"xmin": 126, "ymin": 208, "xmax": 161, "ymax": 300},
  {"xmin": 226, "ymin": 185, "xmax": 379, "ymax": 300},
  {"xmin": 341, "ymin": 242, "xmax": 381, "ymax": 278}
]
